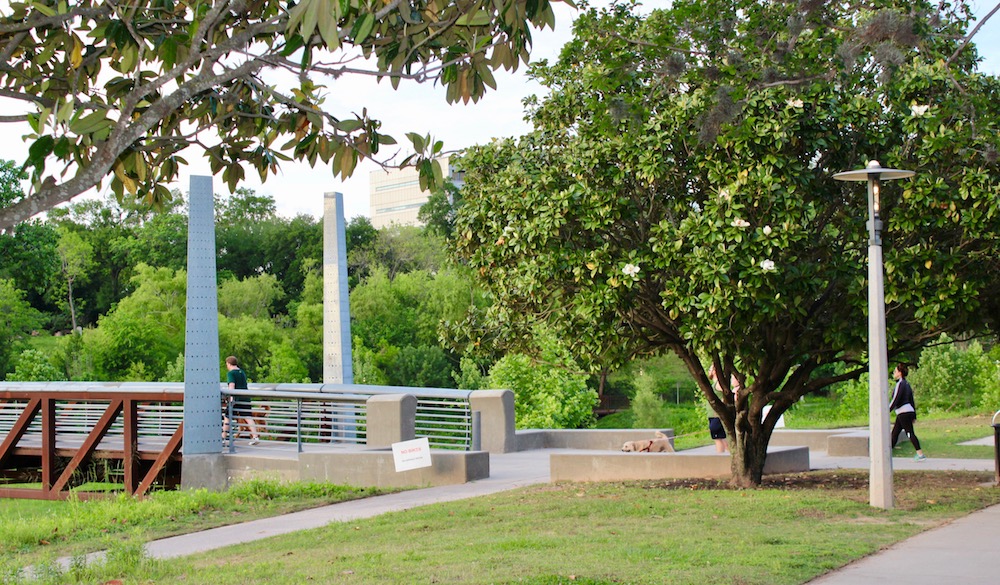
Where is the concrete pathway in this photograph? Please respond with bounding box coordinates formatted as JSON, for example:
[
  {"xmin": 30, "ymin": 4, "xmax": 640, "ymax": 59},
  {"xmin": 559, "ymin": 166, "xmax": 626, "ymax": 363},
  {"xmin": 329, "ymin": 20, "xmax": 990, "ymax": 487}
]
[{"xmin": 47, "ymin": 448, "xmax": 1000, "ymax": 584}]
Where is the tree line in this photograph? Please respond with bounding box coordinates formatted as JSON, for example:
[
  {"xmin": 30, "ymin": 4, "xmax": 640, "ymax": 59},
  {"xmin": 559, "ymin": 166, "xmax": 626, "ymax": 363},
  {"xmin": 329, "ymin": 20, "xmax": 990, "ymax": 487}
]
[{"xmin": 0, "ymin": 161, "xmax": 599, "ymax": 430}]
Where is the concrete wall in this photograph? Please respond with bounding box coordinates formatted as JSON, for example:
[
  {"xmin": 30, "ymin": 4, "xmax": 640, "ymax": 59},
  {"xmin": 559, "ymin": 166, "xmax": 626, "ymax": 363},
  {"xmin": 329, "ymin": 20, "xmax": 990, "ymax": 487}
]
[
  {"xmin": 550, "ymin": 446, "xmax": 809, "ymax": 482},
  {"xmin": 221, "ymin": 449, "xmax": 489, "ymax": 489}
]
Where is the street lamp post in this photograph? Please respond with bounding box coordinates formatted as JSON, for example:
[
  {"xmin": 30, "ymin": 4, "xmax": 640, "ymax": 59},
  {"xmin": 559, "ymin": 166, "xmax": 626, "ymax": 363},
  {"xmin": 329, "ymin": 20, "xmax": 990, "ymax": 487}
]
[{"xmin": 833, "ymin": 160, "xmax": 914, "ymax": 510}]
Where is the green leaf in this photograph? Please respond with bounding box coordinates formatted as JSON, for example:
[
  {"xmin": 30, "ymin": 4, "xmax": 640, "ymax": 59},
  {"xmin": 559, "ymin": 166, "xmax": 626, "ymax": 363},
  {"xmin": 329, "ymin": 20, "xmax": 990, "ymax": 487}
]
[
  {"xmin": 455, "ymin": 10, "xmax": 493, "ymax": 26},
  {"xmin": 352, "ymin": 13, "xmax": 375, "ymax": 44}
]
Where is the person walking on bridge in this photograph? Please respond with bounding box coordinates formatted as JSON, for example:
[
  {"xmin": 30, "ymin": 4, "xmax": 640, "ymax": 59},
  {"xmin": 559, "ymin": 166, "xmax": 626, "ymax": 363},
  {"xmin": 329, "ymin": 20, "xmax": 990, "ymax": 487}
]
[{"xmin": 224, "ymin": 355, "xmax": 259, "ymax": 446}]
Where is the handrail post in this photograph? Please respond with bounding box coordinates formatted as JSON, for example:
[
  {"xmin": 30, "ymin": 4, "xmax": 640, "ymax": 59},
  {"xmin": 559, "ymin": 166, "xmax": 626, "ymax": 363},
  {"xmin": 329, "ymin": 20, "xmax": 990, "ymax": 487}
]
[
  {"xmin": 471, "ymin": 411, "xmax": 481, "ymax": 451},
  {"xmin": 297, "ymin": 399, "xmax": 303, "ymax": 453},
  {"xmin": 227, "ymin": 398, "xmax": 235, "ymax": 454},
  {"xmin": 992, "ymin": 410, "xmax": 1000, "ymax": 486}
]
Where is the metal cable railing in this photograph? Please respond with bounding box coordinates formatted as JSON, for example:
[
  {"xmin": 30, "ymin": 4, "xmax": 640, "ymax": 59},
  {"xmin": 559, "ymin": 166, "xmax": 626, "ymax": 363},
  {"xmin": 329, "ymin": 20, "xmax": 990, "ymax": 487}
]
[{"xmin": 1, "ymin": 382, "xmax": 477, "ymax": 452}]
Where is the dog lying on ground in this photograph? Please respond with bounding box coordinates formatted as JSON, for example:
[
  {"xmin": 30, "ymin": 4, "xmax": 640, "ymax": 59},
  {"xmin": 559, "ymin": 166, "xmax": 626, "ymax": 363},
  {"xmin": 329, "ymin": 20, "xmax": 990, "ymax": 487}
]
[{"xmin": 621, "ymin": 431, "xmax": 675, "ymax": 453}]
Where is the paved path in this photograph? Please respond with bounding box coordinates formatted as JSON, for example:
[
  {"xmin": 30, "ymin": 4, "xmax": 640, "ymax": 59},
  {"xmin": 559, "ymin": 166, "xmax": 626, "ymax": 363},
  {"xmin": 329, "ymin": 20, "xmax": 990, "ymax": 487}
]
[{"xmin": 49, "ymin": 447, "xmax": 1000, "ymax": 584}]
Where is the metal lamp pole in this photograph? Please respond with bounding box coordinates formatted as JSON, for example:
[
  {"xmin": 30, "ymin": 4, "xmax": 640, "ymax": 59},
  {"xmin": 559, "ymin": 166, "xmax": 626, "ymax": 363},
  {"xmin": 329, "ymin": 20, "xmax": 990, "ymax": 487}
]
[{"xmin": 833, "ymin": 160, "xmax": 914, "ymax": 510}]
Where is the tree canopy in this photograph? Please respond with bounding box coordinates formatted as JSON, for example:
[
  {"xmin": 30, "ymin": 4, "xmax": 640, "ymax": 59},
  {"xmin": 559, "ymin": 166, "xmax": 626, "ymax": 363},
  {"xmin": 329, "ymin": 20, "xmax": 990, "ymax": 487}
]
[
  {"xmin": 0, "ymin": 0, "xmax": 567, "ymax": 230},
  {"xmin": 454, "ymin": 0, "xmax": 1000, "ymax": 484}
]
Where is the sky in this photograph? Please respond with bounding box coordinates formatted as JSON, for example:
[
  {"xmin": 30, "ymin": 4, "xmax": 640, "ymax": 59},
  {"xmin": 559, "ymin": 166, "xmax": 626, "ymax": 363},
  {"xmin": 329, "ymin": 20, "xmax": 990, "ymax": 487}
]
[{"xmin": 1, "ymin": 0, "xmax": 997, "ymax": 222}]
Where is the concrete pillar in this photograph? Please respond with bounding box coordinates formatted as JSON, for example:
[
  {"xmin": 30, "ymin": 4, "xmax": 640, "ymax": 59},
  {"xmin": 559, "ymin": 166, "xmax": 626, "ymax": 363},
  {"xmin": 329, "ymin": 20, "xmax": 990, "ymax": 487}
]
[
  {"xmin": 183, "ymin": 175, "xmax": 222, "ymax": 456},
  {"xmin": 469, "ymin": 390, "xmax": 516, "ymax": 453},
  {"xmin": 323, "ymin": 192, "xmax": 353, "ymax": 384},
  {"xmin": 365, "ymin": 394, "xmax": 416, "ymax": 448},
  {"xmin": 181, "ymin": 175, "xmax": 224, "ymax": 489}
]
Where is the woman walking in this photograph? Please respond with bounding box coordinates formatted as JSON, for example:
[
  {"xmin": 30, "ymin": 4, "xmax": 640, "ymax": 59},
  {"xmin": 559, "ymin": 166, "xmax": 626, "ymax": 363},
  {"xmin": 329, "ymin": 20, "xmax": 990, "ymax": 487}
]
[{"xmin": 889, "ymin": 363, "xmax": 925, "ymax": 461}]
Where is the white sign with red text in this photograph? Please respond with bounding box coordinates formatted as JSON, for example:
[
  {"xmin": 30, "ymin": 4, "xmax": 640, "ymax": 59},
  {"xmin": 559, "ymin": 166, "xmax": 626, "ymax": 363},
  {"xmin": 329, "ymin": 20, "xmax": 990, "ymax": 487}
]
[{"xmin": 392, "ymin": 437, "xmax": 432, "ymax": 472}]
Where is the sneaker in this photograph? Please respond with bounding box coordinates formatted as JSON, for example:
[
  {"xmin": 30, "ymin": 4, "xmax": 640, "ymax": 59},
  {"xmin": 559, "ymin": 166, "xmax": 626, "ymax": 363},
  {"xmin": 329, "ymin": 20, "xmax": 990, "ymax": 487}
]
[
  {"xmin": 249, "ymin": 438, "xmax": 260, "ymax": 446},
  {"xmin": 914, "ymin": 453, "xmax": 926, "ymax": 461}
]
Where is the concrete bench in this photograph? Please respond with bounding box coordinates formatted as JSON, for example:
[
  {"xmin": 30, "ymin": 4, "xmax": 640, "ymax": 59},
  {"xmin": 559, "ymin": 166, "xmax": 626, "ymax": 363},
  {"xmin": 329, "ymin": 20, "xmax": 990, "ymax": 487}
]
[
  {"xmin": 516, "ymin": 429, "xmax": 675, "ymax": 451},
  {"xmin": 827, "ymin": 430, "xmax": 870, "ymax": 456},
  {"xmin": 550, "ymin": 446, "xmax": 809, "ymax": 482}
]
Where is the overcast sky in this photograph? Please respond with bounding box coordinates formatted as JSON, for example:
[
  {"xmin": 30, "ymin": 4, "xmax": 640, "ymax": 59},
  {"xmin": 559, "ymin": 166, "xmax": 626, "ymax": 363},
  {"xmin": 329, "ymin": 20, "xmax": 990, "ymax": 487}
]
[{"xmin": 1, "ymin": 0, "xmax": 997, "ymax": 222}]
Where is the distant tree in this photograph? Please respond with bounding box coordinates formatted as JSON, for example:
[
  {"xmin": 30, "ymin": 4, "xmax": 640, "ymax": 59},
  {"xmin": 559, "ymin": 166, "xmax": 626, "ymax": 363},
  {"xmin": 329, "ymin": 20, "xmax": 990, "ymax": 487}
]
[
  {"xmin": 290, "ymin": 264, "xmax": 324, "ymax": 381},
  {"xmin": 0, "ymin": 279, "xmax": 44, "ymax": 378},
  {"xmin": 55, "ymin": 227, "xmax": 94, "ymax": 331},
  {"xmin": 217, "ymin": 188, "xmax": 277, "ymax": 225},
  {"xmin": 350, "ymin": 225, "xmax": 450, "ymax": 282},
  {"xmin": 0, "ymin": 160, "xmax": 59, "ymax": 313},
  {"xmin": 388, "ymin": 345, "xmax": 455, "ymax": 388},
  {"xmin": 218, "ymin": 274, "xmax": 284, "ymax": 319},
  {"xmin": 0, "ymin": 0, "xmax": 567, "ymax": 230},
  {"xmin": 0, "ymin": 160, "xmax": 26, "ymax": 210},
  {"xmin": 0, "ymin": 221, "xmax": 59, "ymax": 313},
  {"xmin": 85, "ymin": 265, "xmax": 186, "ymax": 380},
  {"xmin": 418, "ymin": 181, "xmax": 463, "ymax": 239},
  {"xmin": 259, "ymin": 215, "xmax": 322, "ymax": 306}
]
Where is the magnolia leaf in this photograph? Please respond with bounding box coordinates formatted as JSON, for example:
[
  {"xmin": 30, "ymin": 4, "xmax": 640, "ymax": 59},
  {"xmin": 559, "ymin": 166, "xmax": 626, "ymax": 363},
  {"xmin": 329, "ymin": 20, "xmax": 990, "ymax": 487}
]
[{"xmin": 455, "ymin": 10, "xmax": 493, "ymax": 26}]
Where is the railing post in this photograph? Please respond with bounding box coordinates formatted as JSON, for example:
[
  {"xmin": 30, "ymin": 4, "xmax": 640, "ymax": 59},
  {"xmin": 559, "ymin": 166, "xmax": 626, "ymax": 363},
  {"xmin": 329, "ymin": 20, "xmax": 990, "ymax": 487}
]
[
  {"xmin": 297, "ymin": 399, "xmax": 303, "ymax": 453},
  {"xmin": 227, "ymin": 399, "xmax": 235, "ymax": 454},
  {"xmin": 366, "ymin": 394, "xmax": 416, "ymax": 448},
  {"xmin": 471, "ymin": 411, "xmax": 481, "ymax": 451}
]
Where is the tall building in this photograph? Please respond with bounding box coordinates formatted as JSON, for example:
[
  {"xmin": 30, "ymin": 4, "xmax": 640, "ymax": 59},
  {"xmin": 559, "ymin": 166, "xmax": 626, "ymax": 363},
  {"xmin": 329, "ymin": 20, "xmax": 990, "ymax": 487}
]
[{"xmin": 369, "ymin": 157, "xmax": 457, "ymax": 229}]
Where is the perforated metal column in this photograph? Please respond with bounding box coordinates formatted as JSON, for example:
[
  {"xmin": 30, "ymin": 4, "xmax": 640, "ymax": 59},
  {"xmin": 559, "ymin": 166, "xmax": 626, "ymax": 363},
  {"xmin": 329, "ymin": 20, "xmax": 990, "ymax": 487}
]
[
  {"xmin": 323, "ymin": 192, "xmax": 353, "ymax": 384},
  {"xmin": 183, "ymin": 175, "xmax": 222, "ymax": 454}
]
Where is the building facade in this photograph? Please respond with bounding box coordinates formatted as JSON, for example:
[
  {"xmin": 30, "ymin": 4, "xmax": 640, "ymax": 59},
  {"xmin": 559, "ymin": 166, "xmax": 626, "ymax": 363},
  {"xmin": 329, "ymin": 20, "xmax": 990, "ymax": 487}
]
[{"xmin": 369, "ymin": 157, "xmax": 457, "ymax": 229}]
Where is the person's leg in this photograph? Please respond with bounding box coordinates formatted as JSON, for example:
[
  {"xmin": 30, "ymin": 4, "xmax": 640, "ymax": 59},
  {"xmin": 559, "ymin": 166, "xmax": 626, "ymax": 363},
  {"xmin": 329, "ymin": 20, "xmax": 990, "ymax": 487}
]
[
  {"xmin": 243, "ymin": 415, "xmax": 259, "ymax": 444},
  {"xmin": 897, "ymin": 412, "xmax": 924, "ymax": 455},
  {"xmin": 891, "ymin": 416, "xmax": 904, "ymax": 449}
]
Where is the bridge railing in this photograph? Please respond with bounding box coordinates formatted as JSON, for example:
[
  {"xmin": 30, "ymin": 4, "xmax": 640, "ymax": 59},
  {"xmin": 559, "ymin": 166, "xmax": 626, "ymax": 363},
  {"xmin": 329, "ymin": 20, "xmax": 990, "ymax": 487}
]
[
  {"xmin": 225, "ymin": 384, "xmax": 475, "ymax": 450},
  {"xmin": 1, "ymin": 382, "xmax": 480, "ymax": 452}
]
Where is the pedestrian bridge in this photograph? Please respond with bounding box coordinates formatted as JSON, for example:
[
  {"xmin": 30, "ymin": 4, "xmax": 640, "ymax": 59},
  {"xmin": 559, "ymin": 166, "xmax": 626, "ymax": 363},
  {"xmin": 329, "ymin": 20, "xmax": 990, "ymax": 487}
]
[{"xmin": 0, "ymin": 382, "xmax": 514, "ymax": 500}]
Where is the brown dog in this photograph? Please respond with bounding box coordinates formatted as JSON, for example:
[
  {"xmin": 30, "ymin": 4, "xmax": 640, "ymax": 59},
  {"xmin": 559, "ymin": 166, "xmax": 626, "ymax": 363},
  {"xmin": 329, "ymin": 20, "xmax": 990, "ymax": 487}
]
[{"xmin": 621, "ymin": 431, "xmax": 675, "ymax": 453}]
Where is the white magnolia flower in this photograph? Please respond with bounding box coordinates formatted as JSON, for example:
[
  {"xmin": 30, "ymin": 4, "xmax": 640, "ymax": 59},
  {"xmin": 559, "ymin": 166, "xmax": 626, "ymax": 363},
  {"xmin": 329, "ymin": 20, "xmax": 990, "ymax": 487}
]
[
  {"xmin": 731, "ymin": 218, "xmax": 751, "ymax": 228},
  {"xmin": 910, "ymin": 104, "xmax": 930, "ymax": 116},
  {"xmin": 719, "ymin": 188, "xmax": 731, "ymax": 201},
  {"xmin": 622, "ymin": 263, "xmax": 641, "ymax": 277},
  {"xmin": 787, "ymin": 98, "xmax": 804, "ymax": 109},
  {"xmin": 760, "ymin": 259, "xmax": 776, "ymax": 271},
  {"xmin": 762, "ymin": 225, "xmax": 772, "ymax": 236}
]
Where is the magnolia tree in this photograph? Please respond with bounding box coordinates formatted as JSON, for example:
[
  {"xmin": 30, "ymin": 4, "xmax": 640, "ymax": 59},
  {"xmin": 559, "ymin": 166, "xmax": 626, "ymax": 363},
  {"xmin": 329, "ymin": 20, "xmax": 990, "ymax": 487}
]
[
  {"xmin": 454, "ymin": 0, "xmax": 1000, "ymax": 485},
  {"xmin": 0, "ymin": 0, "xmax": 567, "ymax": 230}
]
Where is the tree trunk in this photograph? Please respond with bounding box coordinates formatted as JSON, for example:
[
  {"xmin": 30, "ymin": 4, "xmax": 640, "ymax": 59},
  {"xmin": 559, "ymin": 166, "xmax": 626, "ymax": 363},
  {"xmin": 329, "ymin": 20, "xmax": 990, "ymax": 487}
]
[
  {"xmin": 728, "ymin": 408, "xmax": 772, "ymax": 487},
  {"xmin": 67, "ymin": 276, "xmax": 78, "ymax": 332}
]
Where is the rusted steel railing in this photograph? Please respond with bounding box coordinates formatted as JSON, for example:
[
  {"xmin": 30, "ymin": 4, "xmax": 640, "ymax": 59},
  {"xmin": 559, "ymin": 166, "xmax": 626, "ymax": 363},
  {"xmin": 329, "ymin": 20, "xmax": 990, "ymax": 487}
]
[{"xmin": 0, "ymin": 384, "xmax": 184, "ymax": 500}]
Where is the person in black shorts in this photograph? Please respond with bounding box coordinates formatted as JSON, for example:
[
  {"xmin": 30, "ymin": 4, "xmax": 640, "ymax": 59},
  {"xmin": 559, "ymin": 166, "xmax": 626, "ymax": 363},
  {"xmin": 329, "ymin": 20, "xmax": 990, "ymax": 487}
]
[
  {"xmin": 707, "ymin": 365, "xmax": 739, "ymax": 453},
  {"xmin": 223, "ymin": 355, "xmax": 259, "ymax": 445}
]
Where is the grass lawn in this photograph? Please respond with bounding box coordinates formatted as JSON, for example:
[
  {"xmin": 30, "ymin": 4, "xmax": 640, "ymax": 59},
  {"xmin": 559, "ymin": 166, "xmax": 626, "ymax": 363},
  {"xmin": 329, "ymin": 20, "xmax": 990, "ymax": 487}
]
[
  {"xmin": 0, "ymin": 479, "xmax": 393, "ymax": 566},
  {"xmin": 8, "ymin": 470, "xmax": 996, "ymax": 585},
  {"xmin": 2, "ymin": 411, "xmax": 998, "ymax": 584}
]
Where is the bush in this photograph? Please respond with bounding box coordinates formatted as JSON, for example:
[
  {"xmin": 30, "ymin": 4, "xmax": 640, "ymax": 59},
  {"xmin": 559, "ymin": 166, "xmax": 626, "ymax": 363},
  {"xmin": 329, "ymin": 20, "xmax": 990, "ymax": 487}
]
[
  {"xmin": 487, "ymin": 327, "xmax": 597, "ymax": 429},
  {"xmin": 910, "ymin": 336, "xmax": 995, "ymax": 412},
  {"xmin": 631, "ymin": 370, "xmax": 670, "ymax": 428},
  {"xmin": 835, "ymin": 374, "xmax": 870, "ymax": 421},
  {"xmin": 8, "ymin": 349, "xmax": 65, "ymax": 381}
]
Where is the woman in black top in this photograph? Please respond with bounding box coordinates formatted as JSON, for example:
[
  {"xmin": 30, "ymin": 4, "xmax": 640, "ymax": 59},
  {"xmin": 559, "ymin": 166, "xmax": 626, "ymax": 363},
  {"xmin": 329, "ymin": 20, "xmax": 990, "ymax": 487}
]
[{"xmin": 889, "ymin": 363, "xmax": 925, "ymax": 461}]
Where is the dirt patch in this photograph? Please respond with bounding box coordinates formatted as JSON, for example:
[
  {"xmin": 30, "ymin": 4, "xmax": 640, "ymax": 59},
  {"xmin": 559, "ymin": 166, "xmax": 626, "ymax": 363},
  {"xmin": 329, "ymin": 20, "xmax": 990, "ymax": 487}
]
[{"xmin": 639, "ymin": 469, "xmax": 996, "ymax": 493}]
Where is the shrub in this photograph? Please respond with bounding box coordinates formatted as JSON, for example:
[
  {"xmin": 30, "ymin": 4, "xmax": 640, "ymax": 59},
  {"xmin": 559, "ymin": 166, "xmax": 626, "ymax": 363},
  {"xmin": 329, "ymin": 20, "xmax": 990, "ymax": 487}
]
[
  {"xmin": 631, "ymin": 370, "xmax": 670, "ymax": 428},
  {"xmin": 910, "ymin": 336, "xmax": 995, "ymax": 412}
]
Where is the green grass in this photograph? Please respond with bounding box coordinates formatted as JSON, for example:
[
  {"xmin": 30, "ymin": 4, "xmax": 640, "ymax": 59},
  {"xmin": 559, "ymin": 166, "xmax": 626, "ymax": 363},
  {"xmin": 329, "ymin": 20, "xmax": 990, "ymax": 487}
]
[
  {"xmin": 0, "ymin": 478, "xmax": 393, "ymax": 565},
  {"xmin": 3, "ymin": 408, "xmax": 999, "ymax": 584},
  {"xmin": 4, "ymin": 470, "xmax": 998, "ymax": 585}
]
